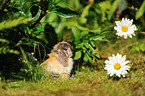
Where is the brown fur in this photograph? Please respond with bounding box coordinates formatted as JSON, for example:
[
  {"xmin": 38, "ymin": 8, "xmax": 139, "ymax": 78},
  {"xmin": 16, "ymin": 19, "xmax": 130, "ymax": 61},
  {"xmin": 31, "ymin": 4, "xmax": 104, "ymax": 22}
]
[{"xmin": 40, "ymin": 42, "xmax": 74, "ymax": 78}]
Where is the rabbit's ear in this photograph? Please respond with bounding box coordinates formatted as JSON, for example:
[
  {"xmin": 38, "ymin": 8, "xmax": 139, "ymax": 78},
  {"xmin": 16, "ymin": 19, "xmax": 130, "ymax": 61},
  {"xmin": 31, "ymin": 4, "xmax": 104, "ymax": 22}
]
[{"xmin": 57, "ymin": 49, "xmax": 68, "ymax": 67}]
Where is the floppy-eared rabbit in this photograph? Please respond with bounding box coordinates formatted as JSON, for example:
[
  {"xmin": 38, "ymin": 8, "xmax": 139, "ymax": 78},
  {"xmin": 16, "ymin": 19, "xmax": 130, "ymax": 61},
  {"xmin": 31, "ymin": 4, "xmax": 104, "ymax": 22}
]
[{"xmin": 40, "ymin": 42, "xmax": 73, "ymax": 78}]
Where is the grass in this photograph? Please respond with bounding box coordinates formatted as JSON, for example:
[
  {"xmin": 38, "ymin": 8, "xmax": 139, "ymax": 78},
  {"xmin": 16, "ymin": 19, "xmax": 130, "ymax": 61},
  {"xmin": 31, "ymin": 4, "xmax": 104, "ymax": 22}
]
[
  {"xmin": 0, "ymin": 38, "xmax": 145, "ymax": 96},
  {"xmin": 1, "ymin": 68, "xmax": 144, "ymax": 96}
]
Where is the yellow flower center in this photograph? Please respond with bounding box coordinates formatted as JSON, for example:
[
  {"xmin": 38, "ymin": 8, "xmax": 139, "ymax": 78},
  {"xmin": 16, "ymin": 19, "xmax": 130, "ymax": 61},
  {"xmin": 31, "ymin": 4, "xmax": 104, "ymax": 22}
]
[
  {"xmin": 114, "ymin": 63, "xmax": 121, "ymax": 70},
  {"xmin": 122, "ymin": 26, "xmax": 128, "ymax": 32}
]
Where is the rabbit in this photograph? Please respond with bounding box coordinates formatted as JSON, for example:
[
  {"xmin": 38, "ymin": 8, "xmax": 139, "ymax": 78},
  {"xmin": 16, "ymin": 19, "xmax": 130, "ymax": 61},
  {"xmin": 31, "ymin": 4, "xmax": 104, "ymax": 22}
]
[{"xmin": 40, "ymin": 42, "xmax": 74, "ymax": 78}]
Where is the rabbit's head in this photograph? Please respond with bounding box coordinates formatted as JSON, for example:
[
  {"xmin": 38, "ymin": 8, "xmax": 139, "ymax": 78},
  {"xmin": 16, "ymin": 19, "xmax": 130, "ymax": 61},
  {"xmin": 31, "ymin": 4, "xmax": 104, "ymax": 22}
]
[
  {"xmin": 41, "ymin": 42, "xmax": 74, "ymax": 76},
  {"xmin": 51, "ymin": 42, "xmax": 73, "ymax": 67},
  {"xmin": 52, "ymin": 42, "xmax": 73, "ymax": 58}
]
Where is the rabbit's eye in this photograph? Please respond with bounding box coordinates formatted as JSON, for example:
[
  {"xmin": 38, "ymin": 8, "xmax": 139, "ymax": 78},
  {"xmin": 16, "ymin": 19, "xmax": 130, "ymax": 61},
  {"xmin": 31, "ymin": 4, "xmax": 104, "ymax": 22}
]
[{"xmin": 62, "ymin": 47, "xmax": 67, "ymax": 50}]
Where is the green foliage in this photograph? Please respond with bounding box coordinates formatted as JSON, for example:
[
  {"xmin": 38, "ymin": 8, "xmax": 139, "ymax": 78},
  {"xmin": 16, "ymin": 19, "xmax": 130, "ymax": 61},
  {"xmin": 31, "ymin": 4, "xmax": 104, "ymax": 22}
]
[
  {"xmin": 98, "ymin": 1, "xmax": 111, "ymax": 22},
  {"xmin": 72, "ymin": 27, "xmax": 108, "ymax": 63},
  {"xmin": 0, "ymin": 38, "xmax": 9, "ymax": 43},
  {"xmin": 10, "ymin": 0, "xmax": 28, "ymax": 10},
  {"xmin": 26, "ymin": 3, "xmax": 41, "ymax": 19},
  {"xmin": 0, "ymin": 0, "xmax": 79, "ymax": 57},
  {"xmin": 0, "ymin": 17, "xmax": 30, "ymax": 30},
  {"xmin": 0, "ymin": 46, "xmax": 19, "ymax": 54},
  {"xmin": 18, "ymin": 48, "xmax": 45, "ymax": 80},
  {"xmin": 80, "ymin": 4, "xmax": 92, "ymax": 24},
  {"xmin": 135, "ymin": 0, "xmax": 145, "ymax": 20},
  {"xmin": 108, "ymin": 0, "xmax": 121, "ymax": 20},
  {"xmin": 53, "ymin": 6, "xmax": 79, "ymax": 18},
  {"xmin": 131, "ymin": 43, "xmax": 145, "ymax": 52}
]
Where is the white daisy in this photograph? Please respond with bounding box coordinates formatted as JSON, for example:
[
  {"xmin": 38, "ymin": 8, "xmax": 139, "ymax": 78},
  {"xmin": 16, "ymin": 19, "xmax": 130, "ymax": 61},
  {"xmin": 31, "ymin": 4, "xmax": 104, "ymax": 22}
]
[
  {"xmin": 104, "ymin": 53, "xmax": 130, "ymax": 77},
  {"xmin": 114, "ymin": 18, "xmax": 137, "ymax": 39}
]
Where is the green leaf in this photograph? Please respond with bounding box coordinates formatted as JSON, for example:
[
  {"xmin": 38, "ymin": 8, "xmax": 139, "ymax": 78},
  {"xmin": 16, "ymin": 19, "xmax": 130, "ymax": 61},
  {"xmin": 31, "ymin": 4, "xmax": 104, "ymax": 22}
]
[
  {"xmin": 80, "ymin": 31, "xmax": 89, "ymax": 38},
  {"xmin": 84, "ymin": 53, "xmax": 89, "ymax": 63},
  {"xmin": 54, "ymin": 6, "xmax": 79, "ymax": 18},
  {"xmin": 56, "ymin": 22, "xmax": 65, "ymax": 34},
  {"xmin": 94, "ymin": 5, "xmax": 101, "ymax": 14},
  {"xmin": 88, "ymin": 56, "xmax": 93, "ymax": 63},
  {"xmin": 11, "ymin": 0, "xmax": 27, "ymax": 9},
  {"xmin": 79, "ymin": 17, "xmax": 87, "ymax": 24},
  {"xmin": 73, "ymin": 0, "xmax": 81, "ymax": 10},
  {"xmin": 98, "ymin": 1, "xmax": 111, "ymax": 22},
  {"xmin": 26, "ymin": 3, "xmax": 40, "ymax": 19},
  {"xmin": 0, "ymin": 17, "xmax": 30, "ymax": 30},
  {"xmin": 92, "ymin": 49, "xmax": 98, "ymax": 55},
  {"xmin": 67, "ymin": 21, "xmax": 89, "ymax": 30},
  {"xmin": 13, "ymin": 11, "xmax": 26, "ymax": 17},
  {"xmin": 95, "ymin": 53, "xmax": 100, "ymax": 58},
  {"xmin": 135, "ymin": 0, "xmax": 145, "ymax": 20},
  {"xmin": 83, "ymin": 43, "xmax": 98, "ymax": 55},
  {"xmin": 77, "ymin": 43, "xmax": 83, "ymax": 48},
  {"xmin": 108, "ymin": 0, "xmax": 121, "ymax": 20},
  {"xmin": 90, "ymin": 35, "xmax": 104, "ymax": 41},
  {"xmin": 28, "ymin": 26, "xmax": 43, "ymax": 34},
  {"xmin": 83, "ymin": 53, "xmax": 92, "ymax": 63},
  {"xmin": 84, "ymin": 43, "xmax": 94, "ymax": 51},
  {"xmin": 0, "ymin": 46, "xmax": 20, "ymax": 54},
  {"xmin": 89, "ymin": 28, "xmax": 100, "ymax": 33},
  {"xmin": 100, "ymin": 30, "xmax": 112, "ymax": 34},
  {"xmin": 19, "ymin": 46, "xmax": 30, "ymax": 68},
  {"xmin": 72, "ymin": 27, "xmax": 81, "ymax": 43},
  {"xmin": 81, "ymin": 4, "xmax": 92, "ymax": 17},
  {"xmin": 74, "ymin": 50, "xmax": 82, "ymax": 60},
  {"xmin": 0, "ymin": 38, "xmax": 9, "ymax": 43},
  {"xmin": 82, "ymin": 40, "xmax": 89, "ymax": 44}
]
